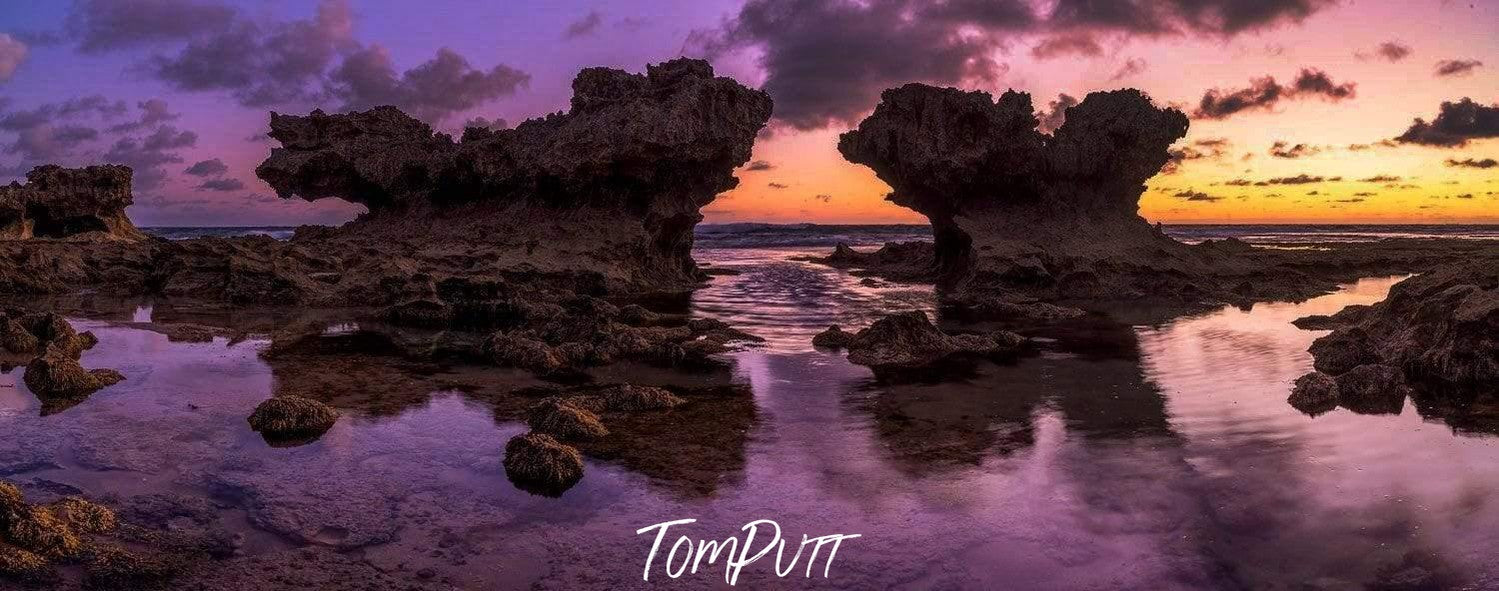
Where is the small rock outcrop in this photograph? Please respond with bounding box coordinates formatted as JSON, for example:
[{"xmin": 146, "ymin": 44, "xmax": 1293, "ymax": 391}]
[
  {"xmin": 811, "ymin": 325, "xmax": 855, "ymax": 349},
  {"xmin": 247, "ymin": 396, "xmax": 340, "ymax": 446},
  {"xmin": 0, "ymin": 165, "xmax": 144, "ymax": 241},
  {"xmin": 503, "ymin": 433, "xmax": 585, "ymax": 497},
  {"xmin": 841, "ymin": 311, "xmax": 1027, "ymax": 377},
  {"xmin": 255, "ymin": 58, "xmax": 773, "ymax": 297},
  {"xmin": 5, "ymin": 311, "xmax": 124, "ymax": 404},
  {"xmin": 525, "ymin": 397, "xmax": 609, "ymax": 440}
]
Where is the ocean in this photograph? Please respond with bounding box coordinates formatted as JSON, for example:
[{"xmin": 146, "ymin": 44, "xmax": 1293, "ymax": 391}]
[{"xmin": 144, "ymin": 223, "xmax": 1499, "ymax": 247}]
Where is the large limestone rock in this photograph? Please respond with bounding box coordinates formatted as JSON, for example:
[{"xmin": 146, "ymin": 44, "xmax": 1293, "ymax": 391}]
[
  {"xmin": 255, "ymin": 58, "xmax": 773, "ymax": 297},
  {"xmin": 836, "ymin": 85, "xmax": 1252, "ymax": 308},
  {"xmin": 0, "ymin": 165, "xmax": 143, "ymax": 242}
]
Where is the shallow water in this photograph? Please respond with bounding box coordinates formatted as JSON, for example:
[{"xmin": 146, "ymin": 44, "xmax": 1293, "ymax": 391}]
[{"xmin": 4, "ymin": 246, "xmax": 1498, "ymax": 589}]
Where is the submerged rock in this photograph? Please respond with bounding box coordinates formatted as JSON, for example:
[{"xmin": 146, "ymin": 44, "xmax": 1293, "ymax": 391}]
[
  {"xmin": 811, "ymin": 325, "xmax": 856, "ymax": 349},
  {"xmin": 525, "ymin": 397, "xmax": 609, "ymax": 440},
  {"xmin": 1287, "ymin": 372, "xmax": 1340, "ymax": 415},
  {"xmin": 247, "ymin": 396, "xmax": 340, "ymax": 445},
  {"xmin": 503, "ymin": 433, "xmax": 585, "ymax": 496},
  {"xmin": 842, "ymin": 311, "xmax": 1027, "ymax": 375},
  {"xmin": 1291, "ymin": 304, "xmax": 1371, "ymax": 330},
  {"xmin": 588, "ymin": 384, "xmax": 685, "ymax": 411},
  {"xmin": 0, "ymin": 165, "xmax": 144, "ymax": 242}
]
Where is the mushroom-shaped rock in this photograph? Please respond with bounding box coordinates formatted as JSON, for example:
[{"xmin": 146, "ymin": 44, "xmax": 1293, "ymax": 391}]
[
  {"xmin": 812, "ymin": 325, "xmax": 855, "ymax": 349},
  {"xmin": 1287, "ymin": 372, "xmax": 1340, "ymax": 415},
  {"xmin": 844, "ymin": 311, "xmax": 1026, "ymax": 374},
  {"xmin": 525, "ymin": 397, "xmax": 608, "ymax": 440},
  {"xmin": 503, "ymin": 433, "xmax": 585, "ymax": 496},
  {"xmin": 247, "ymin": 396, "xmax": 340, "ymax": 445}
]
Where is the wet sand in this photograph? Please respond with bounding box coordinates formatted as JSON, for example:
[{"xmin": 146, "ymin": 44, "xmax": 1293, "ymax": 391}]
[{"xmin": 3, "ymin": 245, "xmax": 1498, "ymax": 589}]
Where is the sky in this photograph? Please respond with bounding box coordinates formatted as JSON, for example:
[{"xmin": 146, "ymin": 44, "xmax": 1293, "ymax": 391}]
[{"xmin": 0, "ymin": 0, "xmax": 1496, "ymax": 226}]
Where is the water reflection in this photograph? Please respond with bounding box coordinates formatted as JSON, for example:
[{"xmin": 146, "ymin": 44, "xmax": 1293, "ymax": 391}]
[{"xmin": 3, "ymin": 264, "xmax": 1499, "ymax": 587}]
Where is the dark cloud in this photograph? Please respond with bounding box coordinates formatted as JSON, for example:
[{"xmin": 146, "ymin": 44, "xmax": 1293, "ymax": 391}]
[
  {"xmin": 1110, "ymin": 58, "xmax": 1149, "ymax": 81},
  {"xmin": 688, "ymin": 0, "xmax": 1035, "ymax": 130},
  {"xmin": 1162, "ymin": 138, "xmax": 1230, "ymax": 175},
  {"xmin": 97, "ymin": 125, "xmax": 199, "ymax": 190},
  {"xmin": 196, "ymin": 177, "xmax": 245, "ymax": 191},
  {"xmin": 1036, "ymin": 94, "xmax": 1078, "ymax": 134},
  {"xmin": 1174, "ymin": 189, "xmax": 1224, "ymax": 202},
  {"xmin": 1358, "ymin": 175, "xmax": 1402, "ymax": 182},
  {"xmin": 1269, "ymin": 141, "xmax": 1320, "ymax": 159},
  {"xmin": 108, "ymin": 99, "xmax": 181, "ymax": 133},
  {"xmin": 563, "ymin": 11, "xmax": 604, "ymax": 39},
  {"xmin": 744, "ymin": 160, "xmax": 775, "ymax": 171},
  {"xmin": 1193, "ymin": 69, "xmax": 1355, "ymax": 120},
  {"xmin": 0, "ymin": 95, "xmax": 128, "ymax": 131},
  {"xmin": 1446, "ymin": 158, "xmax": 1498, "ymax": 169},
  {"xmin": 1334, "ymin": 197, "xmax": 1363, "ymax": 203},
  {"xmin": 67, "ymin": 0, "xmax": 237, "ymax": 53},
  {"xmin": 0, "ymin": 34, "xmax": 26, "ymax": 81},
  {"xmin": 768, "ymin": 182, "xmax": 789, "ymax": 189},
  {"xmin": 4, "ymin": 124, "xmax": 100, "ymax": 161},
  {"xmin": 1434, "ymin": 59, "xmax": 1483, "ymax": 77},
  {"xmin": 329, "ymin": 46, "xmax": 530, "ymax": 123},
  {"xmin": 149, "ymin": 0, "xmax": 356, "ymax": 107},
  {"xmin": 813, "ymin": 193, "xmax": 833, "ymax": 203},
  {"xmin": 1224, "ymin": 178, "xmax": 1253, "ymax": 186},
  {"xmin": 1346, "ymin": 140, "xmax": 1398, "ymax": 151},
  {"xmin": 1030, "ymin": 33, "xmax": 1101, "ymax": 59},
  {"xmin": 184, "ymin": 158, "xmax": 229, "ymax": 177},
  {"xmin": 1266, "ymin": 174, "xmax": 1334, "ymax": 185},
  {"xmin": 1355, "ymin": 41, "xmax": 1411, "ymax": 62},
  {"xmin": 1046, "ymin": 0, "xmax": 1335, "ymax": 36},
  {"xmin": 1395, "ymin": 98, "xmax": 1499, "ymax": 148},
  {"xmin": 1352, "ymin": 191, "xmax": 1376, "ymax": 197}
]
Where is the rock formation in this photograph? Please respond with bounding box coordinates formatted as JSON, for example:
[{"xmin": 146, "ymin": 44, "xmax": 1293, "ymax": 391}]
[
  {"xmin": 247, "ymin": 396, "xmax": 341, "ymax": 446},
  {"xmin": 503, "ymin": 433, "xmax": 585, "ymax": 497},
  {"xmin": 840, "ymin": 311, "xmax": 1027, "ymax": 378},
  {"xmin": 254, "ymin": 58, "xmax": 772, "ymax": 300},
  {"xmin": 1300, "ymin": 263, "xmax": 1497, "ymax": 392},
  {"xmin": 837, "ymin": 85, "xmax": 1225, "ymax": 308},
  {"xmin": 2, "ymin": 310, "xmax": 124, "ymax": 405},
  {"xmin": 0, "ymin": 165, "xmax": 144, "ymax": 241}
]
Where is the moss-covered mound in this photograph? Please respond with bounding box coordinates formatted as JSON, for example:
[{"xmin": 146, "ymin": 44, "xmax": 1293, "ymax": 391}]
[
  {"xmin": 592, "ymin": 384, "xmax": 685, "ymax": 411},
  {"xmin": 504, "ymin": 433, "xmax": 585, "ymax": 496},
  {"xmin": 247, "ymin": 396, "xmax": 340, "ymax": 445},
  {"xmin": 525, "ymin": 397, "xmax": 608, "ymax": 440}
]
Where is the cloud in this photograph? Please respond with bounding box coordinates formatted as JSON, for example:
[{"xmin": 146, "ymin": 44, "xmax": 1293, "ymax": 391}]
[
  {"xmin": 4, "ymin": 124, "xmax": 100, "ymax": 161},
  {"xmin": 328, "ymin": 46, "xmax": 529, "ymax": 123},
  {"xmin": 1192, "ymin": 68, "xmax": 1355, "ymax": 119},
  {"xmin": 1395, "ymin": 98, "xmax": 1499, "ymax": 148},
  {"xmin": 1434, "ymin": 59, "xmax": 1483, "ymax": 77},
  {"xmin": 1173, "ymin": 189, "xmax": 1224, "ymax": 202},
  {"xmin": 66, "ymin": 0, "xmax": 237, "ymax": 53},
  {"xmin": 1268, "ymin": 141, "xmax": 1320, "ymax": 159},
  {"xmin": 184, "ymin": 158, "xmax": 229, "ymax": 176},
  {"xmin": 744, "ymin": 160, "xmax": 775, "ymax": 171},
  {"xmin": 1036, "ymin": 94, "xmax": 1078, "ymax": 134},
  {"xmin": 1446, "ymin": 158, "xmax": 1498, "ymax": 169},
  {"xmin": 1162, "ymin": 137, "xmax": 1231, "ymax": 174},
  {"xmin": 813, "ymin": 193, "xmax": 832, "ymax": 203},
  {"xmin": 148, "ymin": 0, "xmax": 356, "ymax": 106},
  {"xmin": 1265, "ymin": 174, "xmax": 1335, "ymax": 185},
  {"xmin": 1358, "ymin": 175, "xmax": 1402, "ymax": 182},
  {"xmin": 1046, "ymin": 0, "xmax": 1335, "ymax": 36},
  {"xmin": 107, "ymin": 99, "xmax": 181, "ymax": 133},
  {"xmin": 768, "ymin": 182, "xmax": 788, "ymax": 189},
  {"xmin": 463, "ymin": 116, "xmax": 509, "ymax": 131},
  {"xmin": 196, "ymin": 177, "xmax": 245, "ymax": 191},
  {"xmin": 1355, "ymin": 41, "xmax": 1411, "ymax": 62},
  {"xmin": 1030, "ymin": 33, "xmax": 1101, "ymax": 59},
  {"xmin": 563, "ymin": 11, "xmax": 604, "ymax": 39},
  {"xmin": 0, "ymin": 34, "xmax": 27, "ymax": 81},
  {"xmin": 1110, "ymin": 58, "xmax": 1148, "ymax": 81},
  {"xmin": 687, "ymin": 0, "xmax": 1035, "ymax": 130}
]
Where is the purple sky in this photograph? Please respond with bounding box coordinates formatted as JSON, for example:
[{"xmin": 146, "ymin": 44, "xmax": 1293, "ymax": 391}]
[{"xmin": 1, "ymin": 1, "xmax": 1496, "ymax": 225}]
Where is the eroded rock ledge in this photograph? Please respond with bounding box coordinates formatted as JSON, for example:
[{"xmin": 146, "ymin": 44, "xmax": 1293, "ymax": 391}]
[
  {"xmin": 255, "ymin": 58, "xmax": 772, "ymax": 298},
  {"xmin": 1292, "ymin": 263, "xmax": 1498, "ymax": 424},
  {"xmin": 0, "ymin": 165, "xmax": 143, "ymax": 242}
]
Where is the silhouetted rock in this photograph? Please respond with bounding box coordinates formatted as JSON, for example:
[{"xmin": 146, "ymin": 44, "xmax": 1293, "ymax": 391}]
[
  {"xmin": 16, "ymin": 313, "xmax": 123, "ymax": 401},
  {"xmin": 1308, "ymin": 327, "xmax": 1380, "ymax": 375},
  {"xmin": 842, "ymin": 311, "xmax": 1027, "ymax": 376},
  {"xmin": 812, "ymin": 325, "xmax": 855, "ymax": 349},
  {"xmin": 1334, "ymin": 364, "xmax": 1411, "ymax": 415},
  {"xmin": 503, "ymin": 433, "xmax": 584, "ymax": 496},
  {"xmin": 1287, "ymin": 372, "xmax": 1339, "ymax": 415},
  {"xmin": 255, "ymin": 58, "xmax": 772, "ymax": 298},
  {"xmin": 0, "ymin": 165, "xmax": 143, "ymax": 242},
  {"xmin": 1292, "ymin": 304, "xmax": 1371, "ymax": 330}
]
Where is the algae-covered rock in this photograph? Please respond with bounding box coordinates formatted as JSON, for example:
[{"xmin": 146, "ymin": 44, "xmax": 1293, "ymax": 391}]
[
  {"xmin": 49, "ymin": 497, "xmax": 117, "ymax": 534},
  {"xmin": 525, "ymin": 397, "xmax": 609, "ymax": 440},
  {"xmin": 593, "ymin": 384, "xmax": 685, "ymax": 411},
  {"xmin": 503, "ymin": 433, "xmax": 585, "ymax": 496},
  {"xmin": 247, "ymin": 396, "xmax": 340, "ymax": 445},
  {"xmin": 22, "ymin": 339, "xmax": 125, "ymax": 400}
]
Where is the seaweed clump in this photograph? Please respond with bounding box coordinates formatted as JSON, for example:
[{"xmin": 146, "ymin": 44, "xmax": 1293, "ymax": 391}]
[
  {"xmin": 247, "ymin": 396, "xmax": 341, "ymax": 446},
  {"xmin": 503, "ymin": 433, "xmax": 585, "ymax": 496}
]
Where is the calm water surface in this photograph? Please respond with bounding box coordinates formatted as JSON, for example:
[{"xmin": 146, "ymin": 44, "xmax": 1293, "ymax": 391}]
[{"xmin": 2, "ymin": 245, "xmax": 1496, "ymax": 589}]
